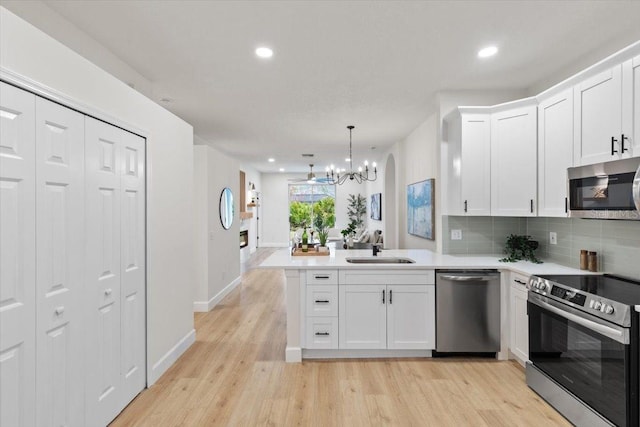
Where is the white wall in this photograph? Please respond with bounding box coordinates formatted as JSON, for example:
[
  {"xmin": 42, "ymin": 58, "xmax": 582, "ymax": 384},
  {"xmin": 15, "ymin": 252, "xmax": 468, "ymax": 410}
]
[
  {"xmin": 193, "ymin": 145, "xmax": 209, "ymax": 303},
  {"xmin": 1, "ymin": 8, "xmax": 195, "ymax": 385}
]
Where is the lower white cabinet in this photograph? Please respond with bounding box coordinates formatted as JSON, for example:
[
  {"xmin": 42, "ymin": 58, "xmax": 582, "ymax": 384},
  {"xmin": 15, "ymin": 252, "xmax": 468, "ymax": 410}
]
[
  {"xmin": 305, "ymin": 317, "xmax": 339, "ymax": 349},
  {"xmin": 509, "ymin": 273, "xmax": 529, "ymax": 364},
  {"xmin": 339, "ymin": 284, "xmax": 435, "ymax": 350}
]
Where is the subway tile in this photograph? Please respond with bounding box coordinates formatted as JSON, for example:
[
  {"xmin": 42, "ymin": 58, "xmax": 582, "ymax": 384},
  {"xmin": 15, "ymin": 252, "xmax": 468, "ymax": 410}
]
[{"xmin": 571, "ymin": 218, "xmax": 602, "ymax": 238}]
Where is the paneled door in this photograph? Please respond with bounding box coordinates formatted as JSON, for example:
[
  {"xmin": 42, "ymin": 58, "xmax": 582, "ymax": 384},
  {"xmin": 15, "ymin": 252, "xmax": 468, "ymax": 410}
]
[
  {"xmin": 386, "ymin": 285, "xmax": 435, "ymax": 350},
  {"xmin": 35, "ymin": 97, "xmax": 85, "ymax": 426},
  {"xmin": 0, "ymin": 82, "xmax": 36, "ymax": 427},
  {"xmin": 120, "ymin": 130, "xmax": 146, "ymax": 408},
  {"xmin": 85, "ymin": 117, "xmax": 123, "ymax": 426}
]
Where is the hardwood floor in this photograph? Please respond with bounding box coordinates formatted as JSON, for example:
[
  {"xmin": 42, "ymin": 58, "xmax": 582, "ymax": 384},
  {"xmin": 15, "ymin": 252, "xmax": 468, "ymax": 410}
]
[{"xmin": 112, "ymin": 248, "xmax": 570, "ymax": 426}]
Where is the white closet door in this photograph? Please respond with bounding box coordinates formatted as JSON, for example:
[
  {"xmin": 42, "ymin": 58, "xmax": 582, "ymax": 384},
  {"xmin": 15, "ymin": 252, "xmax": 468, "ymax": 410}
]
[
  {"xmin": 85, "ymin": 117, "xmax": 123, "ymax": 426},
  {"xmin": 0, "ymin": 82, "xmax": 36, "ymax": 427},
  {"xmin": 120, "ymin": 131, "xmax": 146, "ymax": 406},
  {"xmin": 35, "ymin": 97, "xmax": 85, "ymax": 426}
]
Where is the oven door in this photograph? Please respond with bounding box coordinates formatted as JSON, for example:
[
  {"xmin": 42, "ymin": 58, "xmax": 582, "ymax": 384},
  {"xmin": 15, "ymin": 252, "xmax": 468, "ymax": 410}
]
[{"xmin": 528, "ymin": 293, "xmax": 633, "ymax": 427}]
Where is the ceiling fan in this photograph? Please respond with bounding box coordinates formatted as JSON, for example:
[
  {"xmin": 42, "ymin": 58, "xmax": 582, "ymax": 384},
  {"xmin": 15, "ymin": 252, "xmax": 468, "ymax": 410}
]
[{"xmin": 288, "ymin": 164, "xmax": 331, "ymax": 184}]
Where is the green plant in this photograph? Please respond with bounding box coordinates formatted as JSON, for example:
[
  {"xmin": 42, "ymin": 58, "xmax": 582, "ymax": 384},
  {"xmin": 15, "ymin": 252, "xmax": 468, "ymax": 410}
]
[
  {"xmin": 340, "ymin": 223, "xmax": 356, "ymax": 238},
  {"xmin": 347, "ymin": 194, "xmax": 366, "ymax": 230},
  {"xmin": 289, "ymin": 201, "xmax": 311, "ymax": 230},
  {"xmin": 499, "ymin": 234, "xmax": 542, "ymax": 264}
]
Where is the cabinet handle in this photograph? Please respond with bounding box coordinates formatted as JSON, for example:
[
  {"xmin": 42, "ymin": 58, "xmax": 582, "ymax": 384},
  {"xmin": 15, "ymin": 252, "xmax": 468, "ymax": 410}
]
[
  {"xmin": 314, "ymin": 300, "xmax": 330, "ymax": 304},
  {"xmin": 382, "ymin": 290, "xmax": 385, "ymax": 304},
  {"xmin": 565, "ymin": 197, "xmax": 568, "ymax": 214},
  {"xmin": 514, "ymin": 279, "xmax": 527, "ymax": 285},
  {"xmin": 621, "ymin": 134, "xmax": 628, "ymax": 153},
  {"xmin": 315, "ymin": 332, "xmax": 330, "ymax": 336},
  {"xmin": 530, "ymin": 199, "xmax": 534, "ymax": 213},
  {"xmin": 314, "ymin": 275, "xmax": 330, "ymax": 280},
  {"xmin": 389, "ymin": 289, "xmax": 392, "ymax": 304},
  {"xmin": 464, "ymin": 200, "xmax": 468, "ymax": 213},
  {"xmin": 611, "ymin": 136, "xmax": 618, "ymax": 155}
]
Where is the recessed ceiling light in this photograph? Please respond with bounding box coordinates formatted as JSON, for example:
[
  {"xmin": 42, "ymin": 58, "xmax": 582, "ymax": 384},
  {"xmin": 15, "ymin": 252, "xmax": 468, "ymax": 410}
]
[
  {"xmin": 255, "ymin": 47, "xmax": 274, "ymax": 58},
  {"xmin": 345, "ymin": 158, "xmax": 351, "ymax": 162},
  {"xmin": 268, "ymin": 158, "xmax": 275, "ymax": 162},
  {"xmin": 279, "ymin": 168, "xmax": 285, "ymax": 172},
  {"xmin": 478, "ymin": 46, "xmax": 498, "ymax": 58}
]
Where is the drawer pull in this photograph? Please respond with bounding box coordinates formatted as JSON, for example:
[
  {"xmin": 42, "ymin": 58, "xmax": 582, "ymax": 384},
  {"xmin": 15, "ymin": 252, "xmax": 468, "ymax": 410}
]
[
  {"xmin": 514, "ymin": 279, "xmax": 527, "ymax": 285},
  {"xmin": 314, "ymin": 275, "xmax": 330, "ymax": 279},
  {"xmin": 315, "ymin": 332, "xmax": 330, "ymax": 336},
  {"xmin": 315, "ymin": 300, "xmax": 330, "ymax": 304}
]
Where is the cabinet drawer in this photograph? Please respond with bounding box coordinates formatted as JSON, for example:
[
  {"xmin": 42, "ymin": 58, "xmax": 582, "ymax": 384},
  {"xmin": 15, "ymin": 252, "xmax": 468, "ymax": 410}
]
[
  {"xmin": 306, "ymin": 285, "xmax": 338, "ymax": 317},
  {"xmin": 306, "ymin": 270, "xmax": 338, "ymax": 285},
  {"xmin": 305, "ymin": 317, "xmax": 338, "ymax": 349},
  {"xmin": 511, "ymin": 272, "xmax": 529, "ymax": 289}
]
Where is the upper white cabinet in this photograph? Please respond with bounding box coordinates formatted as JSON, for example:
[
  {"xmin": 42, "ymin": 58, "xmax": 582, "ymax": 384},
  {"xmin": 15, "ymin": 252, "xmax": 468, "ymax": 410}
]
[
  {"xmin": 444, "ymin": 111, "xmax": 491, "ymax": 216},
  {"xmin": 491, "ymin": 102, "xmax": 538, "ymax": 216},
  {"xmin": 622, "ymin": 55, "xmax": 640, "ymax": 157},
  {"xmin": 574, "ymin": 58, "xmax": 639, "ymax": 165},
  {"xmin": 537, "ymin": 89, "xmax": 573, "ymax": 217}
]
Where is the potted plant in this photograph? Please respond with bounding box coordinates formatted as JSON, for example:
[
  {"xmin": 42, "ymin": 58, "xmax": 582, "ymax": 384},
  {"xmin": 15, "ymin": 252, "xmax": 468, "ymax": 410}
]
[
  {"xmin": 313, "ymin": 210, "xmax": 333, "ymax": 252},
  {"xmin": 340, "ymin": 223, "xmax": 356, "ymax": 249}
]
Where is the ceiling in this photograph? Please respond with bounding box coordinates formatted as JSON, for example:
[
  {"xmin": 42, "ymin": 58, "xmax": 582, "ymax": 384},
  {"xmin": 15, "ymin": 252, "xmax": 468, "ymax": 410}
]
[{"xmin": 4, "ymin": 1, "xmax": 640, "ymax": 172}]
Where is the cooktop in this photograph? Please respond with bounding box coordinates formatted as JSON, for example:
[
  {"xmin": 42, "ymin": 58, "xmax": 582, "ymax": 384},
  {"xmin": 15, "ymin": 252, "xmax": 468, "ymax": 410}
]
[{"xmin": 536, "ymin": 274, "xmax": 640, "ymax": 306}]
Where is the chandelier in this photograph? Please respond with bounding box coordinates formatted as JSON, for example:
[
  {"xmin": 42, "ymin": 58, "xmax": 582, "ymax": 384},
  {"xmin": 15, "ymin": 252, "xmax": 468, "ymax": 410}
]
[{"xmin": 325, "ymin": 125, "xmax": 377, "ymax": 185}]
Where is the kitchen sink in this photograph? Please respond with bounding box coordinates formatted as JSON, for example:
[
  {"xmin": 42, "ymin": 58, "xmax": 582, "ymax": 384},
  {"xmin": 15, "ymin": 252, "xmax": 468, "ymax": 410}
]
[{"xmin": 345, "ymin": 257, "xmax": 416, "ymax": 264}]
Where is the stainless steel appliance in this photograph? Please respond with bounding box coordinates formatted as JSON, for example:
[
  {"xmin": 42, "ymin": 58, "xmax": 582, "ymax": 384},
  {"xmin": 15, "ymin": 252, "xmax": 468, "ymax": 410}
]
[
  {"xmin": 527, "ymin": 274, "xmax": 640, "ymax": 427},
  {"xmin": 568, "ymin": 157, "xmax": 640, "ymax": 220},
  {"xmin": 435, "ymin": 270, "xmax": 500, "ymax": 353}
]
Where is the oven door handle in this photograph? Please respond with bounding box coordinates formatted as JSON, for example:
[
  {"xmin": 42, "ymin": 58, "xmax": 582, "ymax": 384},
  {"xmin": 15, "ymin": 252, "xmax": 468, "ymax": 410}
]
[{"xmin": 529, "ymin": 295, "xmax": 629, "ymax": 344}]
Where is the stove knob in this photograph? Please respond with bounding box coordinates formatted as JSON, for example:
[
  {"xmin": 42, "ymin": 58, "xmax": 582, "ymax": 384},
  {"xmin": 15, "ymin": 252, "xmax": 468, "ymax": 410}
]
[
  {"xmin": 593, "ymin": 301, "xmax": 602, "ymax": 310},
  {"xmin": 604, "ymin": 305, "xmax": 615, "ymax": 315}
]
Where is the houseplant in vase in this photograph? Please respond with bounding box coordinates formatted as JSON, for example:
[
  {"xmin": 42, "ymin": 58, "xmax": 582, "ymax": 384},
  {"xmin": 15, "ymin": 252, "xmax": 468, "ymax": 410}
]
[
  {"xmin": 313, "ymin": 198, "xmax": 335, "ymax": 252},
  {"xmin": 340, "ymin": 223, "xmax": 356, "ymax": 249}
]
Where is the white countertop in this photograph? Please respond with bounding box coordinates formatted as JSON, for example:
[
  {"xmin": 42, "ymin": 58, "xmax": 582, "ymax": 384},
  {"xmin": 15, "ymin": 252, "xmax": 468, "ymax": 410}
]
[{"xmin": 259, "ymin": 248, "xmax": 589, "ymax": 277}]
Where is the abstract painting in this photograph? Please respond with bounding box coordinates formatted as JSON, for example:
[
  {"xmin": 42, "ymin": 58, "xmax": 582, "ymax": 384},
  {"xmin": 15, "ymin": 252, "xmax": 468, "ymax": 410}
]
[
  {"xmin": 370, "ymin": 193, "xmax": 382, "ymax": 221},
  {"xmin": 407, "ymin": 179, "xmax": 434, "ymax": 240}
]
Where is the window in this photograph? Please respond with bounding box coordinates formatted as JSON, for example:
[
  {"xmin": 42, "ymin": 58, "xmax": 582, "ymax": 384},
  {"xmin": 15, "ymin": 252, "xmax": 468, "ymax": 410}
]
[{"xmin": 288, "ymin": 184, "xmax": 336, "ymax": 231}]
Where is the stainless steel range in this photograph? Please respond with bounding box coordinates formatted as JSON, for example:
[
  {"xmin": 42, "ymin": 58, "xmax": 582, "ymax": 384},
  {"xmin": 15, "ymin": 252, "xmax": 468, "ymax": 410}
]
[{"xmin": 526, "ymin": 274, "xmax": 640, "ymax": 427}]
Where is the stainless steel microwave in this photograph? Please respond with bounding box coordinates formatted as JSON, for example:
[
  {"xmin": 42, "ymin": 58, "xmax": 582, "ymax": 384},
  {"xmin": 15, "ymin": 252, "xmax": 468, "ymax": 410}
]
[{"xmin": 568, "ymin": 157, "xmax": 640, "ymax": 220}]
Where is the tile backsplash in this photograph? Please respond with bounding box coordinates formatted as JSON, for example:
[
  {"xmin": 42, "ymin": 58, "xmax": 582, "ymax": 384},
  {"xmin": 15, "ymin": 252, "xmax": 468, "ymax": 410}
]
[{"xmin": 443, "ymin": 216, "xmax": 640, "ymax": 279}]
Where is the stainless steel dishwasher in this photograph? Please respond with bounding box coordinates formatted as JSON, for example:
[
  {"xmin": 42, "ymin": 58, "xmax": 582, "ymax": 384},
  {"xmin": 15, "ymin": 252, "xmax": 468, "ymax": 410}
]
[{"xmin": 436, "ymin": 270, "xmax": 500, "ymax": 354}]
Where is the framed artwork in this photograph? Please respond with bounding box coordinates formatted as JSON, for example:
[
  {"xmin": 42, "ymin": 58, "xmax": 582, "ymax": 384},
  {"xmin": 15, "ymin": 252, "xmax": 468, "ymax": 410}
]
[
  {"xmin": 370, "ymin": 193, "xmax": 382, "ymax": 221},
  {"xmin": 407, "ymin": 179, "xmax": 434, "ymax": 240}
]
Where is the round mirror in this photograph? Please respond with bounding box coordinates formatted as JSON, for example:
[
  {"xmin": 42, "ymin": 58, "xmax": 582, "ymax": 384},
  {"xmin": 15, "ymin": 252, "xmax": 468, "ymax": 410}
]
[{"xmin": 219, "ymin": 187, "xmax": 234, "ymax": 230}]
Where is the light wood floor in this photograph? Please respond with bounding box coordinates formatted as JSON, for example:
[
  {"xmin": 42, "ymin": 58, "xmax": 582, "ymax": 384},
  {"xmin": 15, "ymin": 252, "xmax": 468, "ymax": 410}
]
[{"xmin": 112, "ymin": 248, "xmax": 570, "ymax": 426}]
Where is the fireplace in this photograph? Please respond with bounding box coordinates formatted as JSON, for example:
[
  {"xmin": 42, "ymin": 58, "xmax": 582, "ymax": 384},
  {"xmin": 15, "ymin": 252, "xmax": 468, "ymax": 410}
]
[{"xmin": 240, "ymin": 230, "xmax": 248, "ymax": 248}]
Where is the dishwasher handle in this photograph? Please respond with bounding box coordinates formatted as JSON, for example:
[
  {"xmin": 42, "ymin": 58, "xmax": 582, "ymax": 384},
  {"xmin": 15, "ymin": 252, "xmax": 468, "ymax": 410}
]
[{"xmin": 439, "ymin": 275, "xmax": 497, "ymax": 282}]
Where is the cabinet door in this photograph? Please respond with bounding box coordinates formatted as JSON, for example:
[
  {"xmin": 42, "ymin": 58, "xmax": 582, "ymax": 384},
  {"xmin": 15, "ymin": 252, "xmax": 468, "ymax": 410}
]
[
  {"xmin": 35, "ymin": 97, "xmax": 85, "ymax": 426},
  {"xmin": 387, "ymin": 285, "xmax": 435, "ymax": 350},
  {"xmin": 461, "ymin": 114, "xmax": 491, "ymax": 215},
  {"xmin": 120, "ymin": 131, "xmax": 146, "ymax": 408},
  {"xmin": 510, "ymin": 285, "xmax": 529, "ymax": 363},
  {"xmin": 85, "ymin": 117, "xmax": 123, "ymax": 426},
  {"xmin": 538, "ymin": 89, "xmax": 573, "ymax": 217},
  {"xmin": 0, "ymin": 82, "xmax": 36, "ymax": 427},
  {"xmin": 622, "ymin": 55, "xmax": 640, "ymax": 157},
  {"xmin": 491, "ymin": 105, "xmax": 537, "ymax": 216},
  {"xmin": 339, "ymin": 285, "xmax": 386, "ymax": 349},
  {"xmin": 574, "ymin": 65, "xmax": 623, "ymax": 165}
]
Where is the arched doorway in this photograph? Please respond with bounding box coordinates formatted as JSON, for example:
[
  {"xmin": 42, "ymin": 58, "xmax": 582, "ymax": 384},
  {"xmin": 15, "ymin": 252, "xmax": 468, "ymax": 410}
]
[{"xmin": 384, "ymin": 154, "xmax": 397, "ymax": 248}]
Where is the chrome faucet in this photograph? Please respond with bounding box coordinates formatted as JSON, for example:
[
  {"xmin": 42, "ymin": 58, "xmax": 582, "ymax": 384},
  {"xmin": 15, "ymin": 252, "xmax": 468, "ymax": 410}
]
[{"xmin": 372, "ymin": 244, "xmax": 382, "ymax": 256}]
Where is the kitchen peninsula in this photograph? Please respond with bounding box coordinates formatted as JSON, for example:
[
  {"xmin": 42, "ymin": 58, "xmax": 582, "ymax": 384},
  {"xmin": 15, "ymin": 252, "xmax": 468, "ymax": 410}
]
[{"xmin": 260, "ymin": 248, "xmax": 588, "ymax": 363}]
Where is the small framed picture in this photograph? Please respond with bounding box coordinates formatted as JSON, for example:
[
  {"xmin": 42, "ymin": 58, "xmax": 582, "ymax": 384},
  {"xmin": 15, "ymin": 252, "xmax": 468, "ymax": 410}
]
[{"xmin": 370, "ymin": 193, "xmax": 382, "ymax": 221}]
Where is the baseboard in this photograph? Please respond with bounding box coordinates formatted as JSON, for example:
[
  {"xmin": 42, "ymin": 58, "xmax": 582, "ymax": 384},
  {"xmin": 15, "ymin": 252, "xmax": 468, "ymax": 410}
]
[
  {"xmin": 285, "ymin": 346, "xmax": 302, "ymax": 363},
  {"xmin": 148, "ymin": 328, "xmax": 196, "ymax": 386},
  {"xmin": 302, "ymin": 349, "xmax": 432, "ymax": 360},
  {"xmin": 260, "ymin": 242, "xmax": 289, "ymax": 248},
  {"xmin": 193, "ymin": 275, "xmax": 242, "ymax": 312}
]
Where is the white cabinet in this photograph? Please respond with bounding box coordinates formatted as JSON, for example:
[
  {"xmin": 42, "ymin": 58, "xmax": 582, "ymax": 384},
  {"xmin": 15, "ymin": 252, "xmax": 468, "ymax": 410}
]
[
  {"xmin": 574, "ymin": 59, "xmax": 639, "ymax": 165},
  {"xmin": 444, "ymin": 111, "xmax": 492, "ymax": 215},
  {"xmin": 303, "ymin": 270, "xmax": 339, "ymax": 349},
  {"xmin": 338, "ymin": 271, "xmax": 435, "ymax": 350},
  {"xmin": 537, "ymin": 89, "xmax": 573, "ymax": 217},
  {"xmin": 491, "ymin": 103, "xmax": 538, "ymax": 216},
  {"xmin": 509, "ymin": 273, "xmax": 529, "ymax": 365}
]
